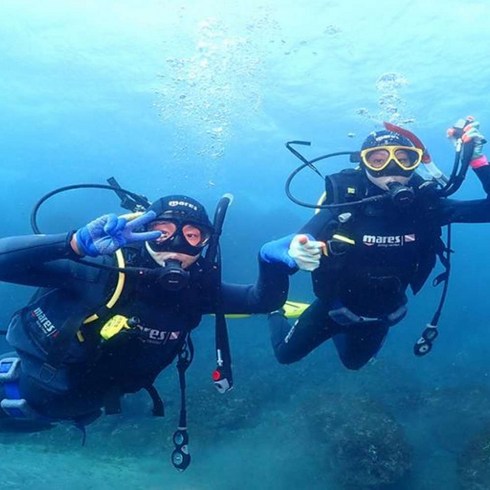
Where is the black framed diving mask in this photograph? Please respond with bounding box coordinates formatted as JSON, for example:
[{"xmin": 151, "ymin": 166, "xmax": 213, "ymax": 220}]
[{"xmin": 146, "ymin": 219, "xmax": 212, "ymax": 256}]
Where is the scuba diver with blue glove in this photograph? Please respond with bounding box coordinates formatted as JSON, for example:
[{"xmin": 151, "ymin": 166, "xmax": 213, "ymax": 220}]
[
  {"xmin": 0, "ymin": 190, "xmax": 290, "ymax": 470},
  {"xmin": 260, "ymin": 116, "xmax": 490, "ymax": 369}
]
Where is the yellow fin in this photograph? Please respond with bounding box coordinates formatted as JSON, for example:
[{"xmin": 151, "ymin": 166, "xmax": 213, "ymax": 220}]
[
  {"xmin": 282, "ymin": 301, "xmax": 310, "ymax": 319},
  {"xmin": 211, "ymin": 300, "xmax": 311, "ymax": 320}
]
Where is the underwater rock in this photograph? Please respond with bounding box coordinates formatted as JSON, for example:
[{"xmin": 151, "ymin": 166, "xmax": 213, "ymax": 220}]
[
  {"xmin": 196, "ymin": 389, "xmax": 260, "ymax": 431},
  {"xmin": 306, "ymin": 393, "xmax": 412, "ymax": 489},
  {"xmin": 189, "ymin": 383, "xmax": 265, "ymax": 436},
  {"xmin": 458, "ymin": 427, "xmax": 490, "ymax": 490},
  {"xmin": 409, "ymin": 386, "xmax": 490, "ymax": 451}
]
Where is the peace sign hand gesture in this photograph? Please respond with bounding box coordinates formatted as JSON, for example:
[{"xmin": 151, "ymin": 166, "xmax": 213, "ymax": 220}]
[{"xmin": 73, "ymin": 211, "xmax": 162, "ymax": 257}]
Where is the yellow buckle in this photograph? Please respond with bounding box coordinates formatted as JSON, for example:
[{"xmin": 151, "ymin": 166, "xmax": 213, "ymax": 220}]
[{"xmin": 100, "ymin": 315, "xmax": 130, "ymax": 340}]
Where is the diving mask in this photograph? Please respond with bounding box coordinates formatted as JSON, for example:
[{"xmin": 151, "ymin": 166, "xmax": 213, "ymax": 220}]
[
  {"xmin": 146, "ymin": 219, "xmax": 212, "ymax": 256},
  {"xmin": 360, "ymin": 145, "xmax": 423, "ymax": 172}
]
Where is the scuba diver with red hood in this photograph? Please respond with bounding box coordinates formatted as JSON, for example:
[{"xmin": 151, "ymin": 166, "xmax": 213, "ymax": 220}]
[{"xmin": 260, "ymin": 117, "xmax": 490, "ymax": 368}]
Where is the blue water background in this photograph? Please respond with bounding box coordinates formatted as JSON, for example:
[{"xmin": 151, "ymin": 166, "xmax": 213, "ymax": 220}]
[{"xmin": 1, "ymin": 1, "xmax": 490, "ymax": 488}]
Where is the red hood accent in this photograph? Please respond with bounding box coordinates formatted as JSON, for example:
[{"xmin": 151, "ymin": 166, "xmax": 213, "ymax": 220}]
[{"xmin": 384, "ymin": 121, "xmax": 432, "ymax": 163}]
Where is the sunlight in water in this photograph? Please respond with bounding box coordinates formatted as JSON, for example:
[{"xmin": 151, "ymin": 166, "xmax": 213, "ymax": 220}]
[{"xmin": 156, "ymin": 11, "xmax": 278, "ymax": 161}]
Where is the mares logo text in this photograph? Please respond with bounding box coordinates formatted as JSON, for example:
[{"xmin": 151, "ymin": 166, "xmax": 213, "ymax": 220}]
[{"xmin": 31, "ymin": 307, "xmax": 59, "ymax": 337}]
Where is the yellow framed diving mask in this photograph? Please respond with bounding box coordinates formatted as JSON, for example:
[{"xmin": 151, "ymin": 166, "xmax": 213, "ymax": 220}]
[{"xmin": 360, "ymin": 145, "xmax": 423, "ymax": 172}]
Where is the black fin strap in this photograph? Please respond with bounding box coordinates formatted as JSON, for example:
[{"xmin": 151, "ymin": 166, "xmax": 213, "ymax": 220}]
[
  {"xmin": 145, "ymin": 385, "xmax": 165, "ymax": 417},
  {"xmin": 432, "ymin": 271, "xmax": 449, "ymax": 287},
  {"xmin": 74, "ymin": 423, "xmax": 87, "ymax": 446}
]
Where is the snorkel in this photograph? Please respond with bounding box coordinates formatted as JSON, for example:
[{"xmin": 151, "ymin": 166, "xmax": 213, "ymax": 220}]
[
  {"xmin": 383, "ymin": 122, "xmax": 448, "ymax": 187},
  {"xmin": 385, "ymin": 118, "xmax": 486, "ymax": 198}
]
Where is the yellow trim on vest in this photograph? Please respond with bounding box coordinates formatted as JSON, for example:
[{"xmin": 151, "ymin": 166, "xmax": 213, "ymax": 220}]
[
  {"xmin": 331, "ymin": 233, "xmax": 355, "ymax": 246},
  {"xmin": 315, "ymin": 192, "xmax": 326, "ymax": 215},
  {"xmin": 82, "ymin": 249, "xmax": 126, "ymax": 324},
  {"xmin": 83, "ymin": 316, "xmax": 98, "ymax": 326}
]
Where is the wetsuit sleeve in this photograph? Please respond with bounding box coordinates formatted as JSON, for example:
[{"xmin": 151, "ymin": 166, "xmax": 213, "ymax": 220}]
[
  {"xmin": 436, "ymin": 165, "xmax": 490, "ymax": 225},
  {"xmin": 438, "ymin": 199, "xmax": 490, "ymax": 226},
  {"xmin": 216, "ymin": 256, "xmax": 291, "ymax": 314},
  {"xmin": 0, "ymin": 232, "xmax": 92, "ymax": 288},
  {"xmin": 436, "ymin": 198, "xmax": 490, "ymax": 225},
  {"xmin": 211, "ymin": 210, "xmax": 332, "ymax": 314}
]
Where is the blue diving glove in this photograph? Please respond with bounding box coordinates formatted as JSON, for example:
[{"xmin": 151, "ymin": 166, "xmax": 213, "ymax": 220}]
[
  {"xmin": 260, "ymin": 234, "xmax": 299, "ymax": 269},
  {"xmin": 74, "ymin": 210, "xmax": 162, "ymax": 257}
]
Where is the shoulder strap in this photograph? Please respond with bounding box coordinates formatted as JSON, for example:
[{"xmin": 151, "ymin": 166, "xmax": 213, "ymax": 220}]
[
  {"xmin": 83, "ymin": 249, "xmax": 126, "ymax": 324},
  {"xmin": 324, "ymin": 168, "xmax": 364, "ymax": 205}
]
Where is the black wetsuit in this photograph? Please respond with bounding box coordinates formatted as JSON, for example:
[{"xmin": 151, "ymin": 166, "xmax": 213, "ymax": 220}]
[
  {"xmin": 0, "ymin": 232, "xmax": 289, "ymax": 421},
  {"xmin": 270, "ymin": 167, "xmax": 490, "ymax": 369}
]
